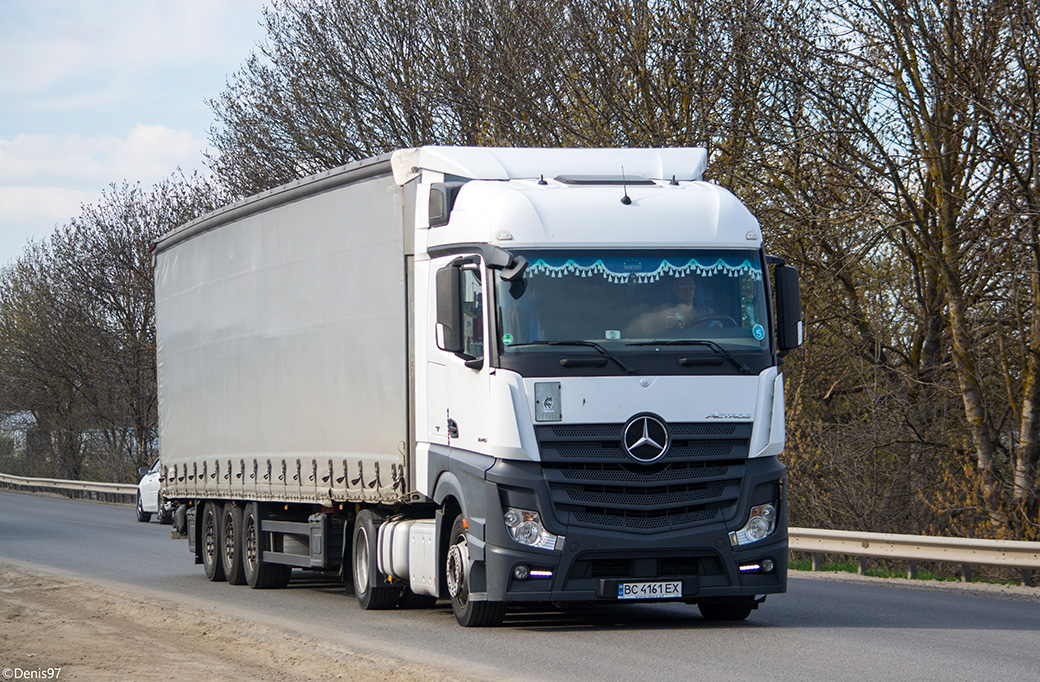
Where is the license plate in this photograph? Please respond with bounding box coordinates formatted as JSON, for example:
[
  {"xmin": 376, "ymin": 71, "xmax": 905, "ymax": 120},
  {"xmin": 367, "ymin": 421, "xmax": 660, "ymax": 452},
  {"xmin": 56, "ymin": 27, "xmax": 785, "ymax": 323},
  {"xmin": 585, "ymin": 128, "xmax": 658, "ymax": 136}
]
[{"xmin": 617, "ymin": 581, "xmax": 682, "ymax": 600}]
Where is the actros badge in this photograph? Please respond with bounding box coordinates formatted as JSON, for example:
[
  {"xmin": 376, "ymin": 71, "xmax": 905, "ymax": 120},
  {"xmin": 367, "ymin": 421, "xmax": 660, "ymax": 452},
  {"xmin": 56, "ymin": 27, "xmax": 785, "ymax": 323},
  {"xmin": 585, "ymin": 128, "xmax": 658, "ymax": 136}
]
[{"xmin": 622, "ymin": 414, "xmax": 670, "ymax": 463}]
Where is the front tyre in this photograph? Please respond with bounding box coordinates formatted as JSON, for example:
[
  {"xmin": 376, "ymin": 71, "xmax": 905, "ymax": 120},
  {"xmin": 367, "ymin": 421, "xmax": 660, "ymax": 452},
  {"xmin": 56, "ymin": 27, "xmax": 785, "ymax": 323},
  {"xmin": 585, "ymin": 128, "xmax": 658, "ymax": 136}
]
[{"xmin": 447, "ymin": 515, "xmax": 505, "ymax": 627}]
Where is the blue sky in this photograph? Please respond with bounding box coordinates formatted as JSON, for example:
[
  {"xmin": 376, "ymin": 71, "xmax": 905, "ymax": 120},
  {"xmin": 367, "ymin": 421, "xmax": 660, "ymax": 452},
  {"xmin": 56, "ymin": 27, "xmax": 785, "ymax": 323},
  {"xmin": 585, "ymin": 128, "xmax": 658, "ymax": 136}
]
[{"xmin": 0, "ymin": 0, "xmax": 269, "ymax": 267}]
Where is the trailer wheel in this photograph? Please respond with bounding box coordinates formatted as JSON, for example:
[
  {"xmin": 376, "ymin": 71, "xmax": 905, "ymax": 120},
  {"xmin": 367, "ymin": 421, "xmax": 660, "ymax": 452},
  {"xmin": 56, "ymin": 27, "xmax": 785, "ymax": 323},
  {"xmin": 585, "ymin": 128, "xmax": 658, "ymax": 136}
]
[
  {"xmin": 352, "ymin": 510, "xmax": 397, "ymax": 610},
  {"xmin": 136, "ymin": 492, "xmax": 152, "ymax": 523},
  {"xmin": 242, "ymin": 502, "xmax": 291, "ymax": 589},
  {"xmin": 447, "ymin": 516, "xmax": 505, "ymax": 627},
  {"xmin": 698, "ymin": 598, "xmax": 755, "ymax": 621},
  {"xmin": 221, "ymin": 502, "xmax": 246, "ymax": 585},
  {"xmin": 201, "ymin": 501, "xmax": 225, "ymax": 582}
]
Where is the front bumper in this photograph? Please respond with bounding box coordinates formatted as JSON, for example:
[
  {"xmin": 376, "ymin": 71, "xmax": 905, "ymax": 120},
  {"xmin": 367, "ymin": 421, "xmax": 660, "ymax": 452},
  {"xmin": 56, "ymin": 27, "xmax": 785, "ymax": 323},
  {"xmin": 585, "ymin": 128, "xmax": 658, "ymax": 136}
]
[
  {"xmin": 484, "ymin": 524, "xmax": 787, "ymax": 603},
  {"xmin": 463, "ymin": 455, "xmax": 788, "ymax": 603}
]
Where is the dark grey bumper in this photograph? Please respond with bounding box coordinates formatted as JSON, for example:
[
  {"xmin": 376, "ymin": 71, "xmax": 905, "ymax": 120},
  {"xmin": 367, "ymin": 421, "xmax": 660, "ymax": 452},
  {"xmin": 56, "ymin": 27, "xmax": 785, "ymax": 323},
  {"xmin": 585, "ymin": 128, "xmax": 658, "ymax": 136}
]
[{"xmin": 469, "ymin": 455, "xmax": 788, "ymax": 603}]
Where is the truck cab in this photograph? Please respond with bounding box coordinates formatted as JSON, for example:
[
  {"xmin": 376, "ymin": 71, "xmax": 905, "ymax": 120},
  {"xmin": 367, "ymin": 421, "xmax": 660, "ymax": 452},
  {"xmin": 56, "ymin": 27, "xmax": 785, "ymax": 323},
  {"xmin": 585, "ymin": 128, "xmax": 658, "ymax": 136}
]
[{"xmin": 397, "ymin": 147, "xmax": 801, "ymax": 624}]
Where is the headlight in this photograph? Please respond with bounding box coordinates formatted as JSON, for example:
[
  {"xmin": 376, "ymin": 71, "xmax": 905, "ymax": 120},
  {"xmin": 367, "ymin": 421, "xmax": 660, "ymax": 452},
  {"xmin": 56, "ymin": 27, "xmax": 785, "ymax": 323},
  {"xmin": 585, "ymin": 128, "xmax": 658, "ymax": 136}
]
[
  {"xmin": 729, "ymin": 502, "xmax": 778, "ymax": 546},
  {"xmin": 503, "ymin": 508, "xmax": 561, "ymax": 550}
]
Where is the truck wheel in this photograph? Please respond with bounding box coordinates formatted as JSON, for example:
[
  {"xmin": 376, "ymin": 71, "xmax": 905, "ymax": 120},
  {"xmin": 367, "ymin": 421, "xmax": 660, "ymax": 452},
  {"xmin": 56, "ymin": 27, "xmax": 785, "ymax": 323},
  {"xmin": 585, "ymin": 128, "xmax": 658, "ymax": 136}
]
[
  {"xmin": 157, "ymin": 504, "xmax": 173, "ymax": 525},
  {"xmin": 221, "ymin": 502, "xmax": 246, "ymax": 585},
  {"xmin": 698, "ymin": 598, "xmax": 755, "ymax": 621},
  {"xmin": 352, "ymin": 510, "xmax": 397, "ymax": 610},
  {"xmin": 242, "ymin": 502, "xmax": 291, "ymax": 589},
  {"xmin": 201, "ymin": 501, "xmax": 225, "ymax": 582},
  {"xmin": 447, "ymin": 516, "xmax": 505, "ymax": 627},
  {"xmin": 136, "ymin": 492, "xmax": 152, "ymax": 523}
]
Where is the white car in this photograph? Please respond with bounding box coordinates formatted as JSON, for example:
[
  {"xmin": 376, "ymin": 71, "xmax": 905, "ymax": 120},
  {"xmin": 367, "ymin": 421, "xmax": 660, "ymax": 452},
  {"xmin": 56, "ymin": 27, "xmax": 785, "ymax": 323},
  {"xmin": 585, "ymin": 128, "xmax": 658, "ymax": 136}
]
[{"xmin": 136, "ymin": 458, "xmax": 171, "ymax": 523}]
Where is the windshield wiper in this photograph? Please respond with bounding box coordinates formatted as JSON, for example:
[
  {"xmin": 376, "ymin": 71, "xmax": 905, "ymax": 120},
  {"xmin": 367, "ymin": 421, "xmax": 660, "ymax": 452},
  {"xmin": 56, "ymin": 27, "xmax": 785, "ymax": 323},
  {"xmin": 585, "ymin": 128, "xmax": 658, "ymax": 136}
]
[
  {"xmin": 625, "ymin": 339, "xmax": 750, "ymax": 374},
  {"xmin": 507, "ymin": 340, "xmax": 637, "ymax": 374}
]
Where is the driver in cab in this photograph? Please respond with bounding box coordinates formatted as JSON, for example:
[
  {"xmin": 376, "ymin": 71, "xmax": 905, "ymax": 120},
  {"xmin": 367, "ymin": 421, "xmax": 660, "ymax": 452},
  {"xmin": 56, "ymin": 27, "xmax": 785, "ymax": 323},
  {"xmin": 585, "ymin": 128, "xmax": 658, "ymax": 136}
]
[{"xmin": 626, "ymin": 275, "xmax": 720, "ymax": 337}]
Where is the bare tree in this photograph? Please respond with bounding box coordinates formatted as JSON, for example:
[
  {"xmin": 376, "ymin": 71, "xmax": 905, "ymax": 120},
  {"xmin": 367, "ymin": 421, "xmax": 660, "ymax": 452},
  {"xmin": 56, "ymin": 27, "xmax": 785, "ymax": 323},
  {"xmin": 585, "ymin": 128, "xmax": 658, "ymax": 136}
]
[
  {"xmin": 0, "ymin": 173, "xmax": 225, "ymax": 481},
  {"xmin": 804, "ymin": 0, "xmax": 1040, "ymax": 534}
]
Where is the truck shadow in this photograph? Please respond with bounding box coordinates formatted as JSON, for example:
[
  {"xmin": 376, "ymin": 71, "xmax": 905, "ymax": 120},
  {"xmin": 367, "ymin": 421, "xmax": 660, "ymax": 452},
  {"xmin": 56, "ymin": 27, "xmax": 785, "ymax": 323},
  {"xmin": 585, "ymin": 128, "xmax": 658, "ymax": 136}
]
[
  {"xmin": 501, "ymin": 602, "xmax": 751, "ymax": 631},
  {"xmin": 264, "ymin": 571, "xmax": 1040, "ymax": 633}
]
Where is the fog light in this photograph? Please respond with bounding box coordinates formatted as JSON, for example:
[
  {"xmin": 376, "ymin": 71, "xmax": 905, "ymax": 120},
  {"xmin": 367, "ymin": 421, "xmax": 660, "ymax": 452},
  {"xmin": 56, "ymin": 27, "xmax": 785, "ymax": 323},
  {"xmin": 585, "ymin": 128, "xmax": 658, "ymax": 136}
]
[
  {"xmin": 729, "ymin": 502, "xmax": 778, "ymax": 546},
  {"xmin": 514, "ymin": 565, "xmax": 530, "ymax": 580},
  {"xmin": 761, "ymin": 559, "xmax": 775, "ymax": 572}
]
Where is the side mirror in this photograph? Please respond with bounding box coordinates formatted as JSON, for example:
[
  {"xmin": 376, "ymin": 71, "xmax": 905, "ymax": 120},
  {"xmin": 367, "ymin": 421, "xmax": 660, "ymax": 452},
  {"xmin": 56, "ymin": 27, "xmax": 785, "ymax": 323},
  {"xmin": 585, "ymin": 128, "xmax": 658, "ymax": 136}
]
[
  {"xmin": 139, "ymin": 467, "xmax": 151, "ymax": 477},
  {"xmin": 775, "ymin": 264, "xmax": 802, "ymax": 353},
  {"xmin": 500, "ymin": 255, "xmax": 528, "ymax": 282},
  {"xmin": 436, "ymin": 265, "xmax": 462, "ymax": 353}
]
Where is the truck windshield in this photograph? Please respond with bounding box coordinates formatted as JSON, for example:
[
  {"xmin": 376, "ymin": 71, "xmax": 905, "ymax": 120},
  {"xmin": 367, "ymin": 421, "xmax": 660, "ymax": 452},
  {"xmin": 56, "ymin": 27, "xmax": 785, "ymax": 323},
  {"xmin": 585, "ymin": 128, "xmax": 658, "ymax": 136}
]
[{"xmin": 496, "ymin": 250, "xmax": 771, "ymax": 359}]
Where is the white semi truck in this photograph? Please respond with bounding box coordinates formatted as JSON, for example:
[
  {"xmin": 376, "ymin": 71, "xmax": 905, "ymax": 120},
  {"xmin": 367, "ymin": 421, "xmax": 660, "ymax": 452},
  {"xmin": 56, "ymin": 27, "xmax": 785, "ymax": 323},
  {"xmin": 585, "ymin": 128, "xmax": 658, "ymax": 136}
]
[{"xmin": 154, "ymin": 146, "xmax": 801, "ymax": 627}]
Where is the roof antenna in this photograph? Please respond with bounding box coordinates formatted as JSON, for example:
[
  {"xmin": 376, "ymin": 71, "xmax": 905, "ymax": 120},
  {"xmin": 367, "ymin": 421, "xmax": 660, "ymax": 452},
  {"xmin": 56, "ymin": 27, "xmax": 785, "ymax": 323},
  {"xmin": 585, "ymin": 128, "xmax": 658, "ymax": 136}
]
[{"xmin": 620, "ymin": 166, "xmax": 632, "ymax": 205}]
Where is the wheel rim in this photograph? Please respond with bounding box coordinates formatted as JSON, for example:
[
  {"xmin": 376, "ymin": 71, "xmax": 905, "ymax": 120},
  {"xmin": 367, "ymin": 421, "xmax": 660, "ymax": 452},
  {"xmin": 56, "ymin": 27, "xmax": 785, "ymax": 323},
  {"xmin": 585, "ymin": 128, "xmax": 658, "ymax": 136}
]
[
  {"xmin": 244, "ymin": 516, "xmax": 257, "ymax": 572},
  {"xmin": 223, "ymin": 512, "xmax": 235, "ymax": 566},
  {"xmin": 354, "ymin": 526, "xmax": 370, "ymax": 590},
  {"xmin": 204, "ymin": 509, "xmax": 217, "ymax": 563},
  {"xmin": 446, "ymin": 534, "xmax": 469, "ymax": 607}
]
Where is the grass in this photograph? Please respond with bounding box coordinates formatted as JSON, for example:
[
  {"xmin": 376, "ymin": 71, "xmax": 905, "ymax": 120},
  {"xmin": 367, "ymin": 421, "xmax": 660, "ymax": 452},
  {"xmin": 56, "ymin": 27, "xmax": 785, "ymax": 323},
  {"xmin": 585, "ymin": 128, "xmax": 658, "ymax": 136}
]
[{"xmin": 787, "ymin": 558, "xmax": 1023, "ymax": 584}]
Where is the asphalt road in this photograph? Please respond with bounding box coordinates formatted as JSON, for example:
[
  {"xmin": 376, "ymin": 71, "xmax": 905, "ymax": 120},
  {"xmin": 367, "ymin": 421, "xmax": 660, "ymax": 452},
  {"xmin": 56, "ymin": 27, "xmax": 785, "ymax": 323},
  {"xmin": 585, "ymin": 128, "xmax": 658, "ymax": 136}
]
[{"xmin": 1, "ymin": 490, "xmax": 1038, "ymax": 681}]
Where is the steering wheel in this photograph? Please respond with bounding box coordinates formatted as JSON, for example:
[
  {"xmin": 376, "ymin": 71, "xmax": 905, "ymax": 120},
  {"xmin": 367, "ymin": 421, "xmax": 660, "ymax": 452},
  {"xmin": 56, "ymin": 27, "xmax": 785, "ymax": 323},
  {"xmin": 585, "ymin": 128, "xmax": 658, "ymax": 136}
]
[{"xmin": 689, "ymin": 315, "xmax": 738, "ymax": 328}]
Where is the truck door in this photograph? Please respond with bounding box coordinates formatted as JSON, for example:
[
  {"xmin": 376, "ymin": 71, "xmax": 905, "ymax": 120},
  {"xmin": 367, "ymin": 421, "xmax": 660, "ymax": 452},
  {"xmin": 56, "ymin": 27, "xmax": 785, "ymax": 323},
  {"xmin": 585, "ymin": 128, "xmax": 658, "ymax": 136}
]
[{"xmin": 432, "ymin": 256, "xmax": 492, "ymax": 458}]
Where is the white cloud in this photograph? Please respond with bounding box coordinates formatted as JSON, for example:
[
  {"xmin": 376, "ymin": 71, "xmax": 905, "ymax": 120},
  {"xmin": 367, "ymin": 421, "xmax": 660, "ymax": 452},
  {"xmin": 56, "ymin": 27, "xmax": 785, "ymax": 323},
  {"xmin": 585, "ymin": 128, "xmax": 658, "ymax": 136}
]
[
  {"xmin": 0, "ymin": 0, "xmax": 266, "ymax": 100},
  {"xmin": 0, "ymin": 125, "xmax": 206, "ymax": 184},
  {"xmin": 0, "ymin": 125, "xmax": 209, "ymax": 266},
  {"xmin": 109, "ymin": 125, "xmax": 205, "ymax": 181},
  {"xmin": 0, "ymin": 186, "xmax": 96, "ymax": 221},
  {"xmin": 0, "ymin": 185, "xmax": 99, "ymax": 267},
  {"xmin": 0, "ymin": 0, "xmax": 267, "ymax": 265}
]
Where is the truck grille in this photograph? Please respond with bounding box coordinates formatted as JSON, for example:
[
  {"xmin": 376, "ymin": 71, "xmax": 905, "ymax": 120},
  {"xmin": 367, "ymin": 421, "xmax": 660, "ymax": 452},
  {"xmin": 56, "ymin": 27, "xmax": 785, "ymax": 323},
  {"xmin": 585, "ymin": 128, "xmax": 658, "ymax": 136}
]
[{"xmin": 537, "ymin": 422, "xmax": 751, "ymax": 533}]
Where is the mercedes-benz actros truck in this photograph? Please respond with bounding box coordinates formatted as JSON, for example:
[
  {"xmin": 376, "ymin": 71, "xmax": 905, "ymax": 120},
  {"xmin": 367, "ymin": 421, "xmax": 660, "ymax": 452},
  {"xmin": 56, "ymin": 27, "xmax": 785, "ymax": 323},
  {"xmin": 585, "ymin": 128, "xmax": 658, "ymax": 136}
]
[{"xmin": 154, "ymin": 146, "xmax": 801, "ymax": 627}]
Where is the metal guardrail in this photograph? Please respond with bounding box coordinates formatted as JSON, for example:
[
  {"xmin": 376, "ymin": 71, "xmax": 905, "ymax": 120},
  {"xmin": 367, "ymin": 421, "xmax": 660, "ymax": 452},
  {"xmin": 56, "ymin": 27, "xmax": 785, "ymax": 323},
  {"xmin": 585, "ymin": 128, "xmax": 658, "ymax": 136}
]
[
  {"xmin": 790, "ymin": 527, "xmax": 1040, "ymax": 586},
  {"xmin": 0, "ymin": 472, "xmax": 137, "ymax": 504},
  {"xmin": 2, "ymin": 472, "xmax": 1038, "ymax": 586}
]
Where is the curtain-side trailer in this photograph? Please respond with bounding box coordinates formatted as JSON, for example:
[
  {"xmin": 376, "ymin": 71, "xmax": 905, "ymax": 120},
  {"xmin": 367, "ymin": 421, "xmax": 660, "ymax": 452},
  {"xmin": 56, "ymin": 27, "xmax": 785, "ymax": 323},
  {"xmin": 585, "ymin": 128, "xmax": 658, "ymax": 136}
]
[{"xmin": 154, "ymin": 146, "xmax": 802, "ymax": 627}]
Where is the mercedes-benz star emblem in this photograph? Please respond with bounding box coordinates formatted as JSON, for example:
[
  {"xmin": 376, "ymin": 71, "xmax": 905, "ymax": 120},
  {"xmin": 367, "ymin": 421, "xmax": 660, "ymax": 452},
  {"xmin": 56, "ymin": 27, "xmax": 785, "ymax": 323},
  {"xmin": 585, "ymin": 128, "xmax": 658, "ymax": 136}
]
[{"xmin": 622, "ymin": 414, "xmax": 670, "ymax": 462}]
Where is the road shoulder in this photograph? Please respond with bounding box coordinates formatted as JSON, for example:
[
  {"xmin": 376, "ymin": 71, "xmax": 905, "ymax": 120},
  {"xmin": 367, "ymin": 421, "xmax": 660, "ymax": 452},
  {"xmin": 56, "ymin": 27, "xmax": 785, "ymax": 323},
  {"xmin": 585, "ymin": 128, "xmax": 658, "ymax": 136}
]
[
  {"xmin": 0, "ymin": 561, "xmax": 485, "ymax": 682},
  {"xmin": 790, "ymin": 568, "xmax": 1040, "ymax": 602}
]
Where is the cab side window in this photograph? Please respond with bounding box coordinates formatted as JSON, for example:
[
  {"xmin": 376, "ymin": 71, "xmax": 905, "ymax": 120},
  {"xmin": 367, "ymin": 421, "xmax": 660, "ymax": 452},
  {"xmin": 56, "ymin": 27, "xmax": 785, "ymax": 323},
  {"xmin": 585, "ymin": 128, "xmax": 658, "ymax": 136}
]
[
  {"xmin": 436, "ymin": 259, "xmax": 484, "ymax": 369},
  {"xmin": 461, "ymin": 267, "xmax": 483, "ymax": 362}
]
